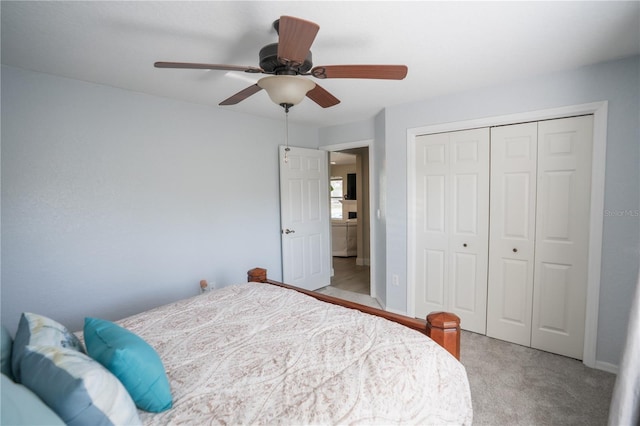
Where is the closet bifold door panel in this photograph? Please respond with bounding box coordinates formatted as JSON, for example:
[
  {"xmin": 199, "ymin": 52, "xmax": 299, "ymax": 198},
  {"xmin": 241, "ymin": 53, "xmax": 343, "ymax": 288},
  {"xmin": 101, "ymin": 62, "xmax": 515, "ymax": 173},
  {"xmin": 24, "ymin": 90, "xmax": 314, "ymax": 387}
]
[
  {"xmin": 531, "ymin": 115, "xmax": 593, "ymax": 359},
  {"xmin": 486, "ymin": 115, "xmax": 593, "ymax": 358},
  {"xmin": 486, "ymin": 122, "xmax": 539, "ymax": 346},
  {"xmin": 414, "ymin": 128, "xmax": 490, "ymax": 334}
]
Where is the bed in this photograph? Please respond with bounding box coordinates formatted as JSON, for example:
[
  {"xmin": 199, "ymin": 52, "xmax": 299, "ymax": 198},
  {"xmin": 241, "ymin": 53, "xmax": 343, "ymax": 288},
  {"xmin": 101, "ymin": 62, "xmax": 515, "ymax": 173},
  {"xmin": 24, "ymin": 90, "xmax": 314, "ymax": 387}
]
[{"xmin": 3, "ymin": 268, "xmax": 473, "ymax": 425}]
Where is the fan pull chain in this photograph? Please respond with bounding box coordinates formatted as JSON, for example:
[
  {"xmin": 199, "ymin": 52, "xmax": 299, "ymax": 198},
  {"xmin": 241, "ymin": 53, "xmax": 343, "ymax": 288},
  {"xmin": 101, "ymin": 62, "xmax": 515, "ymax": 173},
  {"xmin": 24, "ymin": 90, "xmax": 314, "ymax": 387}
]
[{"xmin": 283, "ymin": 105, "xmax": 290, "ymax": 163}]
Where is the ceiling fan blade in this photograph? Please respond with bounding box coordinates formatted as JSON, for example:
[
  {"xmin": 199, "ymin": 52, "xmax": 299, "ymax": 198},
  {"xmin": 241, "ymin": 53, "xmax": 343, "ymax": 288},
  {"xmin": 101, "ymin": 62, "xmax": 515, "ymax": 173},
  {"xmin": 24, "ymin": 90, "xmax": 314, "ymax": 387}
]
[
  {"xmin": 219, "ymin": 84, "xmax": 263, "ymax": 105},
  {"xmin": 311, "ymin": 65, "xmax": 408, "ymax": 80},
  {"xmin": 306, "ymin": 84, "xmax": 340, "ymax": 108},
  {"xmin": 155, "ymin": 62, "xmax": 263, "ymax": 73},
  {"xmin": 277, "ymin": 16, "xmax": 319, "ymax": 66}
]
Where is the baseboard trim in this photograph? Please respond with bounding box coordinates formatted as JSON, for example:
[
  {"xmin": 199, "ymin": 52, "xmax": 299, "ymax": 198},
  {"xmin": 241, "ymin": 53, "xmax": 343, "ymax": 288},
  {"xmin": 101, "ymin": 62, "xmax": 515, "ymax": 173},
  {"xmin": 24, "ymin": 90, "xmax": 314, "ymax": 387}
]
[
  {"xmin": 385, "ymin": 306, "xmax": 409, "ymax": 317},
  {"xmin": 594, "ymin": 360, "xmax": 618, "ymax": 375}
]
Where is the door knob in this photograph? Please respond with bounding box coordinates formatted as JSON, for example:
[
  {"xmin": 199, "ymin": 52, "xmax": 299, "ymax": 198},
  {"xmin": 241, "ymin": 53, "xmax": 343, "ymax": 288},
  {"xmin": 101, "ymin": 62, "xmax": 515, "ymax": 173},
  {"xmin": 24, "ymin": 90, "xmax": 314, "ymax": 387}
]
[
  {"xmin": 284, "ymin": 229, "xmax": 295, "ymax": 234},
  {"xmin": 513, "ymin": 248, "xmax": 518, "ymax": 253},
  {"xmin": 463, "ymin": 243, "xmax": 468, "ymax": 247}
]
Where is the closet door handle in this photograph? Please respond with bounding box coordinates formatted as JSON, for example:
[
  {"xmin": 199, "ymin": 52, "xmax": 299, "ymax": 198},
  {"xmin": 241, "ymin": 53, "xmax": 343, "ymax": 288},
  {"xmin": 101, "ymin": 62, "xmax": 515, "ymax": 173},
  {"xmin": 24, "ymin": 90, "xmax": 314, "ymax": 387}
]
[
  {"xmin": 513, "ymin": 248, "xmax": 518, "ymax": 253},
  {"xmin": 463, "ymin": 243, "xmax": 468, "ymax": 248}
]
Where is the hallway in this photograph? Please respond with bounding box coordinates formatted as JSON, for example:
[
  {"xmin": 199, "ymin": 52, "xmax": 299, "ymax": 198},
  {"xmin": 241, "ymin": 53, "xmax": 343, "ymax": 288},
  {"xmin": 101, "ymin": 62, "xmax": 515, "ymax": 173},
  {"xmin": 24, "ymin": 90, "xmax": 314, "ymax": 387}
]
[
  {"xmin": 316, "ymin": 257, "xmax": 380, "ymax": 309},
  {"xmin": 330, "ymin": 257, "xmax": 369, "ymax": 294}
]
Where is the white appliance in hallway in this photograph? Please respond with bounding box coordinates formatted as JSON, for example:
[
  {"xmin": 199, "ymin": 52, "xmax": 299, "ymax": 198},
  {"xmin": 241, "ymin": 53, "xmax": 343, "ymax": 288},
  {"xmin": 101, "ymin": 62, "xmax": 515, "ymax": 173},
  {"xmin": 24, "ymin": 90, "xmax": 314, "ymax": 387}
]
[{"xmin": 332, "ymin": 219, "xmax": 358, "ymax": 257}]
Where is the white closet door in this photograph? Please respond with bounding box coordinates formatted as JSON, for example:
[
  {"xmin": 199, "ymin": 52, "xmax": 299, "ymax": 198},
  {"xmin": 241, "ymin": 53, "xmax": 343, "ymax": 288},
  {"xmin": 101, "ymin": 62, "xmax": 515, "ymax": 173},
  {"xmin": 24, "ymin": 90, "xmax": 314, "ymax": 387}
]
[
  {"xmin": 487, "ymin": 123, "xmax": 538, "ymax": 346},
  {"xmin": 415, "ymin": 132, "xmax": 450, "ymax": 316},
  {"xmin": 531, "ymin": 115, "xmax": 593, "ymax": 359},
  {"xmin": 449, "ymin": 129, "xmax": 490, "ymax": 333},
  {"xmin": 414, "ymin": 128, "xmax": 489, "ymax": 334}
]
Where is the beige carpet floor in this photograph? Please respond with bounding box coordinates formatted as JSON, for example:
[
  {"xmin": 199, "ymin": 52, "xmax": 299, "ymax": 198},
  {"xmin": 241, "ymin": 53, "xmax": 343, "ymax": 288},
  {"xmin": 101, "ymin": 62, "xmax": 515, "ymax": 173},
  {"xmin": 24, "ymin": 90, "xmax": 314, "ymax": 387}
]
[{"xmin": 461, "ymin": 330, "xmax": 616, "ymax": 425}]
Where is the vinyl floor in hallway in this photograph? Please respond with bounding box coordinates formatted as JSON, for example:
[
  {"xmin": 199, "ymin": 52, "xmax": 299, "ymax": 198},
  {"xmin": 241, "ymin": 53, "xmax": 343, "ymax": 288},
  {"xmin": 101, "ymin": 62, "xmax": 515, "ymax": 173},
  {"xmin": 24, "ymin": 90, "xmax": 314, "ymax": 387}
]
[
  {"xmin": 329, "ymin": 257, "xmax": 370, "ymax": 295},
  {"xmin": 315, "ymin": 257, "xmax": 380, "ymax": 309}
]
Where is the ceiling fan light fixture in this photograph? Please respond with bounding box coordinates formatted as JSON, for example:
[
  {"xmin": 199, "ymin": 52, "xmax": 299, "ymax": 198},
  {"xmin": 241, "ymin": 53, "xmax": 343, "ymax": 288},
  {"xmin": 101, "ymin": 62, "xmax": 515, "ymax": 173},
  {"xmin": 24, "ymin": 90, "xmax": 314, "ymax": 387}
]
[{"xmin": 258, "ymin": 75, "xmax": 316, "ymax": 107}]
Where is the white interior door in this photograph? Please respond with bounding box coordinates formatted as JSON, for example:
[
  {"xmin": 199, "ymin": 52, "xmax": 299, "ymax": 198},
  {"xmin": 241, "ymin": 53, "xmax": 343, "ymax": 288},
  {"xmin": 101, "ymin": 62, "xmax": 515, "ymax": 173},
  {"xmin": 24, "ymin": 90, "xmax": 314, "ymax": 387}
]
[
  {"xmin": 414, "ymin": 128, "xmax": 489, "ymax": 333},
  {"xmin": 487, "ymin": 122, "xmax": 538, "ymax": 346},
  {"xmin": 279, "ymin": 146, "xmax": 331, "ymax": 291},
  {"xmin": 531, "ymin": 115, "xmax": 593, "ymax": 359}
]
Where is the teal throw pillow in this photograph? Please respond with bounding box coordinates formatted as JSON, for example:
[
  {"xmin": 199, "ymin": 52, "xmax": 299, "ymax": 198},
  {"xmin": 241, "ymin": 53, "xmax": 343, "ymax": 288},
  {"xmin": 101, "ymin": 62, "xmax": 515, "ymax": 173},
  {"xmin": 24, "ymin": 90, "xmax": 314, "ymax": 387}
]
[{"xmin": 84, "ymin": 317, "xmax": 172, "ymax": 412}]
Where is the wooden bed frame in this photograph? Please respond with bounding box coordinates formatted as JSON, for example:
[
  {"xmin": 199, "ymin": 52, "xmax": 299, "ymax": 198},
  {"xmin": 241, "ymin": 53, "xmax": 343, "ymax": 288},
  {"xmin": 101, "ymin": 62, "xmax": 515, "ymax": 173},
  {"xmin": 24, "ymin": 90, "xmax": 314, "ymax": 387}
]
[{"xmin": 247, "ymin": 268, "xmax": 461, "ymax": 360}]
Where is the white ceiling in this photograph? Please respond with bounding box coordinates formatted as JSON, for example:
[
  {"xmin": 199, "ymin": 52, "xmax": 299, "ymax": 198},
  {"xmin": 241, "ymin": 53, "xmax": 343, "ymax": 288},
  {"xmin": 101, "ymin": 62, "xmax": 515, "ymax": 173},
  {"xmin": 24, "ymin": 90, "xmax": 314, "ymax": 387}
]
[{"xmin": 2, "ymin": 1, "xmax": 639, "ymax": 127}]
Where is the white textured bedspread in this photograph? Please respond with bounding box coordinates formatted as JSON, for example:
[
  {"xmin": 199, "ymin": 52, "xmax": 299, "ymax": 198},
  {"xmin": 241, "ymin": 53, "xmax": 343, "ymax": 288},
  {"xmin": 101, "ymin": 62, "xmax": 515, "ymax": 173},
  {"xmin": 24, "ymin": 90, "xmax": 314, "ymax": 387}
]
[{"xmin": 117, "ymin": 283, "xmax": 472, "ymax": 425}]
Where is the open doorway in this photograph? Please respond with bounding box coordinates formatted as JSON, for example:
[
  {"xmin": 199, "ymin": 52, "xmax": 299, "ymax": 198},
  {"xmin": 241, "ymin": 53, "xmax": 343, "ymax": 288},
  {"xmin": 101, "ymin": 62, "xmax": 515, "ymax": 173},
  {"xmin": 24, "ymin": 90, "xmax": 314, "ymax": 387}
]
[{"xmin": 316, "ymin": 145, "xmax": 377, "ymax": 307}]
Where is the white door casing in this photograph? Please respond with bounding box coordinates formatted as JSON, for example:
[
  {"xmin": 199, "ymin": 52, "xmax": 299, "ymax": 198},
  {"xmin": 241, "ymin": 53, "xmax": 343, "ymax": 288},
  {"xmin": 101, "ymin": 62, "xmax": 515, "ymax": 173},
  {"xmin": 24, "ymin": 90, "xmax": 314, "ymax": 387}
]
[
  {"xmin": 279, "ymin": 146, "xmax": 331, "ymax": 291},
  {"xmin": 486, "ymin": 122, "xmax": 539, "ymax": 346},
  {"xmin": 413, "ymin": 128, "xmax": 490, "ymax": 334},
  {"xmin": 531, "ymin": 115, "xmax": 593, "ymax": 359}
]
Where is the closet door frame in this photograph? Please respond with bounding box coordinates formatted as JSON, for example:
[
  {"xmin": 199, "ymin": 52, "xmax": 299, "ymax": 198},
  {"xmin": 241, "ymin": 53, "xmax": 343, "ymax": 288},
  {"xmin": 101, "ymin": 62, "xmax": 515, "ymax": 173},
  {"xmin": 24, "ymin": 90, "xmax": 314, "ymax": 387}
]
[{"xmin": 407, "ymin": 101, "xmax": 608, "ymax": 370}]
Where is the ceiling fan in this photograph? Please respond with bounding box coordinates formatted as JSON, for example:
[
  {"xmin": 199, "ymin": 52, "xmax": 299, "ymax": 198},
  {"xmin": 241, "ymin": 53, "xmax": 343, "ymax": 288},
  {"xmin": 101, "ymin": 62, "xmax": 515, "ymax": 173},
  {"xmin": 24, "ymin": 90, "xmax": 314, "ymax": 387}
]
[{"xmin": 154, "ymin": 16, "xmax": 408, "ymax": 110}]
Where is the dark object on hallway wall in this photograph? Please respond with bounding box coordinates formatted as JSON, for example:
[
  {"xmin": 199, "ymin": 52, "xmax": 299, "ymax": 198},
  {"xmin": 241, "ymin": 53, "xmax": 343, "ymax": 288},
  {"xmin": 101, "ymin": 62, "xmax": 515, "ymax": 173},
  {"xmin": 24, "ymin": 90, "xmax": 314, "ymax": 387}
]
[{"xmin": 345, "ymin": 173, "xmax": 356, "ymax": 200}]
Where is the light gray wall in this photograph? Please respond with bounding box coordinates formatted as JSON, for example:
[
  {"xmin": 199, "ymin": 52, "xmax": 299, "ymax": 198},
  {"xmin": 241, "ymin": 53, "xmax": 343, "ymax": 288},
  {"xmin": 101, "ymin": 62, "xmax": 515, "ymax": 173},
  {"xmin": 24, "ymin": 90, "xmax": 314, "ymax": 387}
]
[
  {"xmin": 382, "ymin": 56, "xmax": 639, "ymax": 367},
  {"xmin": 1, "ymin": 65, "xmax": 319, "ymax": 334},
  {"xmin": 319, "ymin": 118, "xmax": 376, "ymax": 145}
]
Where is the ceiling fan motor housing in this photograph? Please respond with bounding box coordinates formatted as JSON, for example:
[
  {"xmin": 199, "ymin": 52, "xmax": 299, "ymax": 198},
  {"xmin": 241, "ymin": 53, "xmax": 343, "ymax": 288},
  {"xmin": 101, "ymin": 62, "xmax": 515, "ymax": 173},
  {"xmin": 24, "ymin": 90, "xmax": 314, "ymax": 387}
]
[{"xmin": 259, "ymin": 43, "xmax": 313, "ymax": 75}]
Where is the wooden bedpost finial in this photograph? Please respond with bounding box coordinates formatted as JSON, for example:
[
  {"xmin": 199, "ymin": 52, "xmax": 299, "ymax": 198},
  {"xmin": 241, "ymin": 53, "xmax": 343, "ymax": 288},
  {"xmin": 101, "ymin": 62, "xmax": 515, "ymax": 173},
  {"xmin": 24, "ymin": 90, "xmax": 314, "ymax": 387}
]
[
  {"xmin": 248, "ymin": 268, "xmax": 267, "ymax": 283},
  {"xmin": 426, "ymin": 312, "xmax": 461, "ymax": 360}
]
